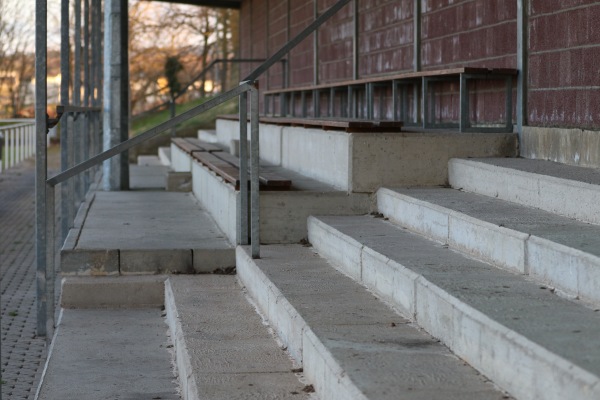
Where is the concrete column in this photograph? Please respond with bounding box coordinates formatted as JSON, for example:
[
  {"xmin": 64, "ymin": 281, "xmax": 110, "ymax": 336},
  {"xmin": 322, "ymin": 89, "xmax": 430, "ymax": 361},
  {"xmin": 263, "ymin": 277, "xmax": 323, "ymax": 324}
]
[{"xmin": 103, "ymin": 0, "xmax": 129, "ymax": 190}]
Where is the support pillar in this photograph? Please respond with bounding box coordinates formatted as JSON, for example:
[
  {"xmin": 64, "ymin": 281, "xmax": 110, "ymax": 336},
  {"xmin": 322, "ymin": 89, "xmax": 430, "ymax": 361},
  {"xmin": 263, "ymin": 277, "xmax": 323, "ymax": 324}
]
[{"xmin": 103, "ymin": 0, "xmax": 129, "ymax": 190}]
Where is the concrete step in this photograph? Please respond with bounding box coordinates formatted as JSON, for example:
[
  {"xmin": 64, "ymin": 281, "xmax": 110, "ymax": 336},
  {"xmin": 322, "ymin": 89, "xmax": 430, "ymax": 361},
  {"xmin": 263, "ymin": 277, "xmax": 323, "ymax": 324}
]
[
  {"xmin": 159, "ymin": 146, "xmax": 172, "ymax": 166},
  {"xmin": 449, "ymin": 158, "xmax": 600, "ymax": 224},
  {"xmin": 307, "ymin": 215, "xmax": 600, "ymax": 400},
  {"xmin": 36, "ymin": 308, "xmax": 180, "ymax": 400},
  {"xmin": 61, "ymin": 191, "xmax": 235, "ymax": 275},
  {"xmin": 197, "ymin": 129, "xmax": 218, "ymax": 143},
  {"xmin": 236, "ymin": 245, "xmax": 512, "ymax": 400},
  {"xmin": 40, "ymin": 276, "xmax": 311, "ymax": 400},
  {"xmin": 377, "ymin": 187, "xmax": 600, "ymax": 306},
  {"xmin": 165, "ymin": 275, "xmax": 313, "ymax": 400}
]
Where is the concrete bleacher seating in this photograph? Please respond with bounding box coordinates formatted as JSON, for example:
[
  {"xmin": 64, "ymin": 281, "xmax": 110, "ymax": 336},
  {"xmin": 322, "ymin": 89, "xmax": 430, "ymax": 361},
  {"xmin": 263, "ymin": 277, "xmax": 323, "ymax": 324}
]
[{"xmin": 49, "ymin": 113, "xmax": 600, "ymax": 400}]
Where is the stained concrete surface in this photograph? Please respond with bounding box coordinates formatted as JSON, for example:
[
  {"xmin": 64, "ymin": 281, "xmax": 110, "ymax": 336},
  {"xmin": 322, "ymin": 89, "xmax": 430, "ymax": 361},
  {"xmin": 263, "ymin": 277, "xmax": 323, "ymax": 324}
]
[{"xmin": 36, "ymin": 309, "xmax": 179, "ymax": 400}]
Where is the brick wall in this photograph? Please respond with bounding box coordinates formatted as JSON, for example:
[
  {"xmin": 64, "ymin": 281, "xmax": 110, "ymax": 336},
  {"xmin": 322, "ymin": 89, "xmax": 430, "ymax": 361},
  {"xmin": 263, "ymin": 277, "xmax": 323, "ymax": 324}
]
[
  {"xmin": 528, "ymin": 0, "xmax": 600, "ymax": 127},
  {"xmin": 421, "ymin": 0, "xmax": 517, "ymax": 69},
  {"xmin": 238, "ymin": 0, "xmax": 600, "ymax": 129},
  {"xmin": 358, "ymin": 1, "xmax": 414, "ymax": 76}
]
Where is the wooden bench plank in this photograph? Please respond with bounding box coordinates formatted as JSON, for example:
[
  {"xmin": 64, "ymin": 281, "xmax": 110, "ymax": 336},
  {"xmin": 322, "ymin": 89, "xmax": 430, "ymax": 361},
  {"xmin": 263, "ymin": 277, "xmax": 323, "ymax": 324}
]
[
  {"xmin": 192, "ymin": 152, "xmax": 240, "ymax": 188},
  {"xmin": 216, "ymin": 152, "xmax": 292, "ymax": 188},
  {"xmin": 183, "ymin": 138, "xmax": 223, "ymax": 152},
  {"xmin": 192, "ymin": 151, "xmax": 293, "ymax": 190},
  {"xmin": 172, "ymin": 137, "xmax": 223, "ymax": 154}
]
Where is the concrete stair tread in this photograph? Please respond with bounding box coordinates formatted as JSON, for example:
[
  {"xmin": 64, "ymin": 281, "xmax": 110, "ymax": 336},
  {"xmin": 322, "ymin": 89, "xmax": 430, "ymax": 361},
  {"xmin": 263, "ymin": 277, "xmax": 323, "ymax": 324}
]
[
  {"xmin": 165, "ymin": 275, "xmax": 312, "ymax": 400},
  {"xmin": 464, "ymin": 158, "xmax": 600, "ymax": 185},
  {"xmin": 309, "ymin": 215, "xmax": 600, "ymax": 400},
  {"xmin": 61, "ymin": 191, "xmax": 235, "ymax": 275},
  {"xmin": 378, "ymin": 186, "xmax": 600, "ymax": 305},
  {"xmin": 237, "ymin": 246, "xmax": 511, "ymax": 400},
  {"xmin": 449, "ymin": 158, "xmax": 600, "ymax": 225},
  {"xmin": 37, "ymin": 308, "xmax": 180, "ymax": 400},
  {"xmin": 385, "ymin": 187, "xmax": 600, "ymax": 253}
]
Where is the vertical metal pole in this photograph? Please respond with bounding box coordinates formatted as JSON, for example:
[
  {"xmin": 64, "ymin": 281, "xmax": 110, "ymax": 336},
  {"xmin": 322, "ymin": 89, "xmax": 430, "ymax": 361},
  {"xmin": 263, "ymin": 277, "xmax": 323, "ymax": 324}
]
[
  {"xmin": 35, "ymin": 0, "xmax": 48, "ymax": 338},
  {"xmin": 92, "ymin": 0, "xmax": 101, "ymax": 164},
  {"xmin": 517, "ymin": 0, "xmax": 528, "ymax": 142},
  {"xmin": 60, "ymin": 0, "xmax": 71, "ymax": 242},
  {"xmin": 392, "ymin": 81, "xmax": 399, "ymax": 120},
  {"xmin": 45, "ymin": 183, "xmax": 56, "ymax": 336},
  {"xmin": 170, "ymin": 100, "xmax": 176, "ymax": 136},
  {"xmin": 422, "ymin": 77, "xmax": 428, "ymax": 128},
  {"xmin": 9, "ymin": 129, "xmax": 14, "ymax": 168},
  {"xmin": 250, "ymin": 83, "xmax": 260, "ymax": 259},
  {"xmin": 505, "ymin": 76, "xmax": 514, "ymax": 132},
  {"xmin": 367, "ymin": 83, "xmax": 374, "ymax": 119},
  {"xmin": 83, "ymin": 0, "xmax": 91, "ymax": 191},
  {"xmin": 459, "ymin": 75, "xmax": 469, "ymax": 132},
  {"xmin": 120, "ymin": 0, "xmax": 130, "ymax": 189},
  {"xmin": 19, "ymin": 128, "xmax": 24, "ymax": 164},
  {"xmin": 103, "ymin": 0, "xmax": 129, "ymax": 190},
  {"xmin": 74, "ymin": 0, "xmax": 83, "ymax": 201},
  {"xmin": 238, "ymin": 91, "xmax": 249, "ymax": 245}
]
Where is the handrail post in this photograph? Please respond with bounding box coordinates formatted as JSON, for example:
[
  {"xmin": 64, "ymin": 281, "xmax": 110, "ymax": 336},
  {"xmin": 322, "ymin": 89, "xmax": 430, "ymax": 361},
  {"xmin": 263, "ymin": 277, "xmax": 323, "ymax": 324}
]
[
  {"xmin": 60, "ymin": 0, "xmax": 71, "ymax": 242},
  {"xmin": 249, "ymin": 82, "xmax": 260, "ymax": 259},
  {"xmin": 238, "ymin": 90, "xmax": 249, "ymax": 245},
  {"xmin": 46, "ymin": 183, "xmax": 56, "ymax": 337},
  {"xmin": 35, "ymin": 0, "xmax": 48, "ymax": 338}
]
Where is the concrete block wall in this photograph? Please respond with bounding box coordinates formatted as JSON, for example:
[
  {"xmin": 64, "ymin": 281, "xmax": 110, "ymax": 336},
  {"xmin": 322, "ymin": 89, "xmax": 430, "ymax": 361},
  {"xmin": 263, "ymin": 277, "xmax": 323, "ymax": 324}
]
[
  {"xmin": 215, "ymin": 119, "xmax": 518, "ymax": 192},
  {"xmin": 521, "ymin": 126, "xmax": 600, "ymax": 168}
]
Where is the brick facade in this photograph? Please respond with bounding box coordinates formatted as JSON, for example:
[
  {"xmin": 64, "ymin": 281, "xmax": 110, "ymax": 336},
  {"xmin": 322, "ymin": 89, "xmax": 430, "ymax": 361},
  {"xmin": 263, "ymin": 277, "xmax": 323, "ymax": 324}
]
[{"xmin": 239, "ymin": 0, "xmax": 600, "ymax": 129}]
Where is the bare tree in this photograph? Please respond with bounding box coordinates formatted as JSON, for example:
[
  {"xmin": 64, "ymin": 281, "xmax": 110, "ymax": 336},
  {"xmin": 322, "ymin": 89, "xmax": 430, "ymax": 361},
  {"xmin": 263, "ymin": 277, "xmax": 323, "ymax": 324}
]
[{"xmin": 0, "ymin": 0, "xmax": 35, "ymax": 117}]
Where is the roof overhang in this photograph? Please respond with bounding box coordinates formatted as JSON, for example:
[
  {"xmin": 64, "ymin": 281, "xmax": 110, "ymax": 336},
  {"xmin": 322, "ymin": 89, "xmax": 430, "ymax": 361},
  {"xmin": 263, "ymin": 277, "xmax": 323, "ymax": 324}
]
[{"xmin": 145, "ymin": 0, "xmax": 241, "ymax": 8}]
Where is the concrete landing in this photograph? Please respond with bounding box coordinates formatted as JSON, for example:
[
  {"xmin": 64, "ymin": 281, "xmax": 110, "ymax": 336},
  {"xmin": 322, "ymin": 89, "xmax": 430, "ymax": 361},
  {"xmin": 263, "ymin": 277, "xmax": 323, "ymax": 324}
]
[
  {"xmin": 165, "ymin": 275, "xmax": 313, "ymax": 400},
  {"xmin": 61, "ymin": 191, "xmax": 235, "ymax": 275},
  {"xmin": 36, "ymin": 308, "xmax": 180, "ymax": 400}
]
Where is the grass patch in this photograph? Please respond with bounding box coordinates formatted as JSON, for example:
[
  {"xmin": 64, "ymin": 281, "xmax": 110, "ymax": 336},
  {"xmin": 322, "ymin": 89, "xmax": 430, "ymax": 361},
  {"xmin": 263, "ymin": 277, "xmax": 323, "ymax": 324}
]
[
  {"xmin": 131, "ymin": 96, "xmax": 238, "ymax": 137},
  {"xmin": 128, "ymin": 96, "xmax": 237, "ymax": 162}
]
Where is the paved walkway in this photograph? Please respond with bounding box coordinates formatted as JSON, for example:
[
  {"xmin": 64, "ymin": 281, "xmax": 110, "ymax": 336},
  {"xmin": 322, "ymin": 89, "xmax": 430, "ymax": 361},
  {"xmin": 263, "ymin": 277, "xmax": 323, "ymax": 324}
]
[{"xmin": 1, "ymin": 149, "xmax": 60, "ymax": 400}]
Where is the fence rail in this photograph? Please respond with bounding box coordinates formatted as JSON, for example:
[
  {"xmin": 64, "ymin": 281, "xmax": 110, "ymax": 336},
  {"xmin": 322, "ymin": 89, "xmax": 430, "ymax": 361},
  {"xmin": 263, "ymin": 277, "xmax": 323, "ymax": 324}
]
[{"xmin": 0, "ymin": 119, "xmax": 36, "ymax": 173}]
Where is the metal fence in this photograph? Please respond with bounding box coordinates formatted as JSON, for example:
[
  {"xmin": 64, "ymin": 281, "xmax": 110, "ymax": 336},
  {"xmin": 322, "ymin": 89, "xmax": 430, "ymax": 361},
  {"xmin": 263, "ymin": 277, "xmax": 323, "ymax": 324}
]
[
  {"xmin": 0, "ymin": 119, "xmax": 36, "ymax": 173},
  {"xmin": 35, "ymin": 0, "xmax": 352, "ymax": 340}
]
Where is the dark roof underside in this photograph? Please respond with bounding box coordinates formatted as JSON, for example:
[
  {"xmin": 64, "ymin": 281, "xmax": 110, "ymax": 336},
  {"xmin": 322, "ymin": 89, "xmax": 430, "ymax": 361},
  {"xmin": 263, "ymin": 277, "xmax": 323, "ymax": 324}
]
[{"xmin": 147, "ymin": 0, "xmax": 241, "ymax": 8}]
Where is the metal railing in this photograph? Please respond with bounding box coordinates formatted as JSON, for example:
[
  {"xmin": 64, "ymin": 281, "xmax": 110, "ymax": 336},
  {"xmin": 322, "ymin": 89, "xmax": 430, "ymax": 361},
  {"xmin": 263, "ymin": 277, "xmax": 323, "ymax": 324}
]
[
  {"xmin": 132, "ymin": 58, "xmax": 287, "ymax": 123},
  {"xmin": 0, "ymin": 119, "xmax": 36, "ymax": 173},
  {"xmin": 56, "ymin": 105, "xmax": 103, "ymax": 243},
  {"xmin": 35, "ymin": 0, "xmax": 353, "ymax": 339}
]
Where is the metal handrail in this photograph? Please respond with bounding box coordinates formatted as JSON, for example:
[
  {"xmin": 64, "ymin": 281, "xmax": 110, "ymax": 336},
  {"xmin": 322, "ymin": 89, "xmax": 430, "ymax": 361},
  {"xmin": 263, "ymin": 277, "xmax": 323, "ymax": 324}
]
[
  {"xmin": 131, "ymin": 58, "xmax": 286, "ymax": 122},
  {"xmin": 0, "ymin": 119, "xmax": 36, "ymax": 173},
  {"xmin": 36, "ymin": 0, "xmax": 353, "ymax": 339}
]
